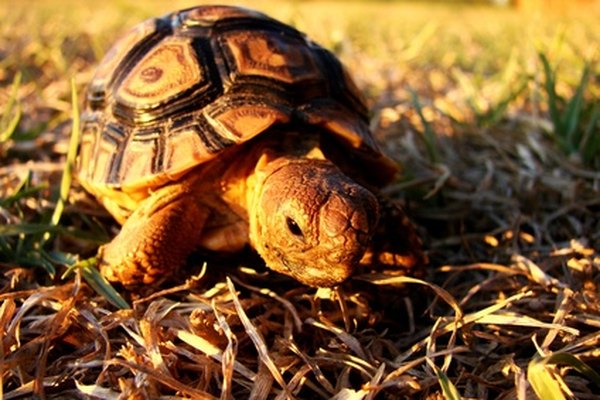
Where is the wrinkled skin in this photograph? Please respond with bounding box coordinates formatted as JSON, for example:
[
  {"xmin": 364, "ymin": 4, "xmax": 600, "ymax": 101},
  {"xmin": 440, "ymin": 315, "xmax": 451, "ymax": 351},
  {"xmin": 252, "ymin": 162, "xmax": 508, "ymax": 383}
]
[
  {"xmin": 250, "ymin": 157, "xmax": 379, "ymax": 287},
  {"xmin": 95, "ymin": 132, "xmax": 425, "ymax": 288}
]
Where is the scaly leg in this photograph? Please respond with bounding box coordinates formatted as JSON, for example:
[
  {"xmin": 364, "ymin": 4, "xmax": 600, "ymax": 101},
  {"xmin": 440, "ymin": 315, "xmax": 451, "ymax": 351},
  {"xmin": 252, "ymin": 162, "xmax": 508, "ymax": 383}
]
[
  {"xmin": 98, "ymin": 183, "xmax": 210, "ymax": 286},
  {"xmin": 360, "ymin": 197, "xmax": 428, "ymax": 278}
]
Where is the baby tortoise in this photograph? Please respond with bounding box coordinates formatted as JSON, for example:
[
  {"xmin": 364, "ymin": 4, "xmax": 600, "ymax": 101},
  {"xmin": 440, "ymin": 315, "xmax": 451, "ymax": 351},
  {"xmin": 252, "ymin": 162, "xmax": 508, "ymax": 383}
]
[{"xmin": 77, "ymin": 5, "xmax": 426, "ymax": 287}]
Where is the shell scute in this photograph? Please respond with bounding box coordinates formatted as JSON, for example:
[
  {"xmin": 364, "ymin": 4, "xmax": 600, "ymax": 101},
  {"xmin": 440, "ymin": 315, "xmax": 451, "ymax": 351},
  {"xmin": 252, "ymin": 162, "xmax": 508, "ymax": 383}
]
[
  {"xmin": 299, "ymin": 100, "xmax": 373, "ymax": 148},
  {"xmin": 163, "ymin": 125, "xmax": 215, "ymax": 180},
  {"xmin": 221, "ymin": 30, "xmax": 320, "ymax": 85},
  {"xmin": 116, "ymin": 36, "xmax": 203, "ymax": 109},
  {"xmin": 181, "ymin": 5, "xmax": 265, "ymax": 26},
  {"xmin": 78, "ymin": 116, "xmax": 101, "ymax": 182},
  {"xmin": 89, "ymin": 18, "xmax": 158, "ymax": 103},
  {"xmin": 90, "ymin": 123, "xmax": 127, "ymax": 186},
  {"xmin": 204, "ymin": 96, "xmax": 290, "ymax": 141},
  {"xmin": 119, "ymin": 129, "xmax": 162, "ymax": 187}
]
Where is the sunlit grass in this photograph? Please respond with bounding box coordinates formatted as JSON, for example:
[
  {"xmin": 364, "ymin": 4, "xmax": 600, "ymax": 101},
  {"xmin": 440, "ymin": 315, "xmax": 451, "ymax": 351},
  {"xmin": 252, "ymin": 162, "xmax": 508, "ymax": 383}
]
[
  {"xmin": 540, "ymin": 53, "xmax": 600, "ymax": 167},
  {"xmin": 0, "ymin": 1, "xmax": 598, "ymax": 398},
  {"xmin": 0, "ymin": 72, "xmax": 21, "ymax": 144}
]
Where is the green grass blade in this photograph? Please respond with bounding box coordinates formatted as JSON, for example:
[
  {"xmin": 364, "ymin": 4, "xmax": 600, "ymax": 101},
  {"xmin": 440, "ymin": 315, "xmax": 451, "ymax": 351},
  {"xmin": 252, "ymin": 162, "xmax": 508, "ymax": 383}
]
[
  {"xmin": 527, "ymin": 354, "xmax": 567, "ymax": 400},
  {"xmin": 63, "ymin": 257, "xmax": 130, "ymax": 309},
  {"xmin": 425, "ymin": 359, "xmax": 461, "ymax": 400},
  {"xmin": 538, "ymin": 53, "xmax": 595, "ymax": 159},
  {"xmin": 0, "ymin": 183, "xmax": 47, "ymax": 208},
  {"xmin": 410, "ymin": 90, "xmax": 439, "ymax": 163},
  {"xmin": 545, "ymin": 353, "xmax": 600, "ymax": 387},
  {"xmin": 562, "ymin": 64, "xmax": 590, "ymax": 148},
  {"xmin": 27, "ymin": 249, "xmax": 57, "ymax": 275},
  {"xmin": 481, "ymin": 79, "xmax": 528, "ymax": 127},
  {"xmin": 46, "ymin": 250, "xmax": 78, "ymax": 267},
  {"xmin": 0, "ymin": 105, "xmax": 21, "ymax": 143},
  {"xmin": 579, "ymin": 103, "xmax": 600, "ymax": 166},
  {"xmin": 0, "ymin": 223, "xmax": 63, "ymax": 236},
  {"xmin": 539, "ymin": 53, "xmax": 564, "ymax": 145},
  {"xmin": 43, "ymin": 78, "xmax": 81, "ymax": 242},
  {"xmin": 0, "ymin": 71, "xmax": 22, "ymax": 143},
  {"xmin": 436, "ymin": 367, "xmax": 461, "ymax": 400},
  {"xmin": 402, "ymin": 21, "xmax": 437, "ymax": 60}
]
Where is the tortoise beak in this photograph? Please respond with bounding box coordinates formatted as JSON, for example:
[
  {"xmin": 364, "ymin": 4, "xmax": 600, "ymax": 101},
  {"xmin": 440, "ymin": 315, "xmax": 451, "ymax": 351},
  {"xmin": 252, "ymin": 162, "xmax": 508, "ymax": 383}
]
[{"xmin": 283, "ymin": 260, "xmax": 354, "ymax": 287}]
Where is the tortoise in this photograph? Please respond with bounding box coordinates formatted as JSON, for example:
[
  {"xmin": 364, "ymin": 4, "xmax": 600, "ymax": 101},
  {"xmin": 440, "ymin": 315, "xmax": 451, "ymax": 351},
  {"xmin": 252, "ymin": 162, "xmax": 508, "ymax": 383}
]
[{"xmin": 77, "ymin": 5, "xmax": 426, "ymax": 288}]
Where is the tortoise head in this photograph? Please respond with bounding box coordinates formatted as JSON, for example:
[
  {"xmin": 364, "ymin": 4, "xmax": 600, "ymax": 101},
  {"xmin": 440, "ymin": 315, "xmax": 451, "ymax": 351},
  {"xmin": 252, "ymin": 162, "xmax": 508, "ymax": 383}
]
[{"xmin": 249, "ymin": 156, "xmax": 379, "ymax": 287}]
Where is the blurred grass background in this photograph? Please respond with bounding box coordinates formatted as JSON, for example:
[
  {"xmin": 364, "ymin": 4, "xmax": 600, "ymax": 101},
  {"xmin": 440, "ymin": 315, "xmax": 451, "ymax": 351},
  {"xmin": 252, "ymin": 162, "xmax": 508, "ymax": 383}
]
[{"xmin": 1, "ymin": 0, "xmax": 598, "ymax": 163}]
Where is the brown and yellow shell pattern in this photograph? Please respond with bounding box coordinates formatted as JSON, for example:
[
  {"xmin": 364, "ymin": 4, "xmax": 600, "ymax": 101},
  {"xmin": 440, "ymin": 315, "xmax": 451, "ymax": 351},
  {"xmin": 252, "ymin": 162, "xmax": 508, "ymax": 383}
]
[{"xmin": 77, "ymin": 5, "xmax": 389, "ymax": 195}]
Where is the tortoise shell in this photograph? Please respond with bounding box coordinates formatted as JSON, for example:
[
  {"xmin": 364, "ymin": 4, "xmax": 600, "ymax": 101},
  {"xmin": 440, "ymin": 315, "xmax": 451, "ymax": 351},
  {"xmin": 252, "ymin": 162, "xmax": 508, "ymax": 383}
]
[{"xmin": 77, "ymin": 5, "xmax": 397, "ymax": 194}]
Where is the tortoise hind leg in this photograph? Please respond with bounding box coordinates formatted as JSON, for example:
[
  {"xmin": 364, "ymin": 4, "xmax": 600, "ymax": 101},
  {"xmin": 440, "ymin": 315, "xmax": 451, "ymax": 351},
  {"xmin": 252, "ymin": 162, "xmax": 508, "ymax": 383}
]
[
  {"xmin": 98, "ymin": 183, "xmax": 210, "ymax": 286},
  {"xmin": 360, "ymin": 197, "xmax": 428, "ymax": 278}
]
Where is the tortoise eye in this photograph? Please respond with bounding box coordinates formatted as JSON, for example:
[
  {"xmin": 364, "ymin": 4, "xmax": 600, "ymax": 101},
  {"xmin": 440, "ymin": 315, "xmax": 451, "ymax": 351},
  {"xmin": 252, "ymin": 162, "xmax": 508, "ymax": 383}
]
[{"xmin": 286, "ymin": 217, "xmax": 303, "ymax": 237}]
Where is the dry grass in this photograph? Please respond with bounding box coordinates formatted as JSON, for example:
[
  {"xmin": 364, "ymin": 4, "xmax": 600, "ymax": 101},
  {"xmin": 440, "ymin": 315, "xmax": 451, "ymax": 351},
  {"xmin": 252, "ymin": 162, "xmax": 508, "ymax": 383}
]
[{"xmin": 1, "ymin": 1, "xmax": 599, "ymax": 399}]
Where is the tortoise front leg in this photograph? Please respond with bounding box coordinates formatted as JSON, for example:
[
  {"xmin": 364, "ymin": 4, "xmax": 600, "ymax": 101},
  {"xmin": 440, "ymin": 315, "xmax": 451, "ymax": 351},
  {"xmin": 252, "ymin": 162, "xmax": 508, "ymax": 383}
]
[
  {"xmin": 98, "ymin": 183, "xmax": 210, "ymax": 286},
  {"xmin": 360, "ymin": 197, "xmax": 428, "ymax": 278}
]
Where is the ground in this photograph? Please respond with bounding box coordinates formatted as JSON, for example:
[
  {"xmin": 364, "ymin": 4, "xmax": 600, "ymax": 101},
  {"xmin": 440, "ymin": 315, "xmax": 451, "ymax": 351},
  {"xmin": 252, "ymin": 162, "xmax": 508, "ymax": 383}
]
[{"xmin": 0, "ymin": 1, "xmax": 599, "ymax": 399}]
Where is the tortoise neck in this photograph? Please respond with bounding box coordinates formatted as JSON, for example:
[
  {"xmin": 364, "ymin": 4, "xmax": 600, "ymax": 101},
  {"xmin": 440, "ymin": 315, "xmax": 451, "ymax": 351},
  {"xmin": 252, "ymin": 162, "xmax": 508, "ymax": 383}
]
[
  {"xmin": 243, "ymin": 130, "xmax": 335, "ymax": 249},
  {"xmin": 254, "ymin": 128, "xmax": 326, "ymax": 159},
  {"xmin": 217, "ymin": 129, "xmax": 328, "ymax": 225},
  {"xmin": 247, "ymin": 129, "xmax": 329, "ymax": 191}
]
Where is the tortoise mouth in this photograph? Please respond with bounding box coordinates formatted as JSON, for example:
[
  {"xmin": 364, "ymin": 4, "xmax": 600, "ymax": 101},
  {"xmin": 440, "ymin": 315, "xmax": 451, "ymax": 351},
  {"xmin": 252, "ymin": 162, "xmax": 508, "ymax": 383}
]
[{"xmin": 282, "ymin": 259, "xmax": 354, "ymax": 287}]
